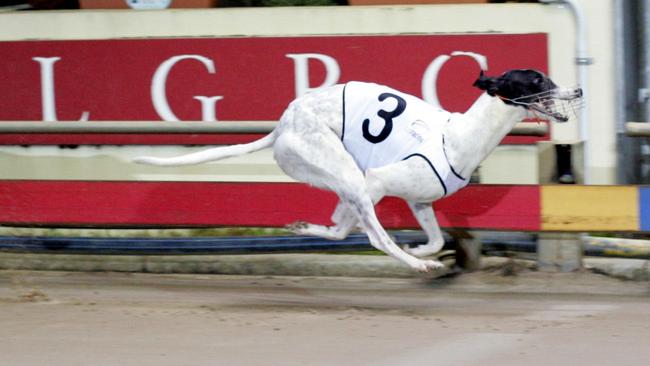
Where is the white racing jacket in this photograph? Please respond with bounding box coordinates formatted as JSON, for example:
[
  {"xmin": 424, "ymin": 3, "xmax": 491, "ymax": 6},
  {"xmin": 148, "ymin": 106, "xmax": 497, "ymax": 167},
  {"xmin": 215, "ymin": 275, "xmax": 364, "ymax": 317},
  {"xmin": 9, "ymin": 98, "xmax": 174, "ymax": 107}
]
[{"xmin": 342, "ymin": 81, "xmax": 468, "ymax": 196}]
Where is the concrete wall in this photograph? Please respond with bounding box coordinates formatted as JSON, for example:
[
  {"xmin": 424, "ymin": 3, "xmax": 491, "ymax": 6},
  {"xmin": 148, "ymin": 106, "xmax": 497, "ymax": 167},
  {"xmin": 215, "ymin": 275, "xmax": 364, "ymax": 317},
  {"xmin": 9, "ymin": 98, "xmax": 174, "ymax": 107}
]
[{"xmin": 0, "ymin": 1, "xmax": 617, "ymax": 184}]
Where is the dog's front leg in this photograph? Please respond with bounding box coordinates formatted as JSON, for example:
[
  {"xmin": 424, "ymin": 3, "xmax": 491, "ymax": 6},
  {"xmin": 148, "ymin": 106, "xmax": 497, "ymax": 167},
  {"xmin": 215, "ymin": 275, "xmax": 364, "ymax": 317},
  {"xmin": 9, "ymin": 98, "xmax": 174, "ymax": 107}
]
[{"xmin": 404, "ymin": 201, "xmax": 445, "ymax": 258}]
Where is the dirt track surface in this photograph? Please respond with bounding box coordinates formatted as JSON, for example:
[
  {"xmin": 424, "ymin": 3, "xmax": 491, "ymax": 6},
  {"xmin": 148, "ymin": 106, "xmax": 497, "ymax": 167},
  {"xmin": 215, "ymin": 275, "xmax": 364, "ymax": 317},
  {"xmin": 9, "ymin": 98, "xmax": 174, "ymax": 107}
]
[{"xmin": 1, "ymin": 269, "xmax": 649, "ymax": 366}]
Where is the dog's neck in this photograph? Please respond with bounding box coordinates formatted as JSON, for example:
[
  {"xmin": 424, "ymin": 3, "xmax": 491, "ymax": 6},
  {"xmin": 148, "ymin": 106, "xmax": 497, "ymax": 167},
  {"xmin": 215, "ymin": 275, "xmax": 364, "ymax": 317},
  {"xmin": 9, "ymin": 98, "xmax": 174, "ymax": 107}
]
[{"xmin": 444, "ymin": 93, "xmax": 528, "ymax": 178}]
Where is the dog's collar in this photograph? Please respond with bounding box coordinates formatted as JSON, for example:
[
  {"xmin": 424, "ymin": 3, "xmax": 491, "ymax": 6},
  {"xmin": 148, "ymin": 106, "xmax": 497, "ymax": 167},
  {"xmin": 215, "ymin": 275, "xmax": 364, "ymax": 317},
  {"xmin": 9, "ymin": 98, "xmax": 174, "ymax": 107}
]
[{"xmin": 495, "ymin": 94, "xmax": 525, "ymax": 107}]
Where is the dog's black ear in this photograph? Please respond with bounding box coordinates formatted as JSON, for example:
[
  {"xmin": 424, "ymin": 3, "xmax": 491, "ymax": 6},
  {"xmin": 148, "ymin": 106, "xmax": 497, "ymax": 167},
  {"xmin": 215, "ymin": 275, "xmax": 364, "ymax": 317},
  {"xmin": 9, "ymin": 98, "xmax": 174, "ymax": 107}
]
[{"xmin": 473, "ymin": 71, "xmax": 499, "ymax": 96}]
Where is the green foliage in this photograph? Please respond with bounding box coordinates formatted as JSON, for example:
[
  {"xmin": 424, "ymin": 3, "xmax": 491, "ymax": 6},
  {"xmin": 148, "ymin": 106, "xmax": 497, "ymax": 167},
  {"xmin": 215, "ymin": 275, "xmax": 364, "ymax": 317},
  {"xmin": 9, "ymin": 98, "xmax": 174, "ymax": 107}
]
[
  {"xmin": 261, "ymin": 0, "xmax": 339, "ymax": 5},
  {"xmin": 218, "ymin": 0, "xmax": 340, "ymax": 6}
]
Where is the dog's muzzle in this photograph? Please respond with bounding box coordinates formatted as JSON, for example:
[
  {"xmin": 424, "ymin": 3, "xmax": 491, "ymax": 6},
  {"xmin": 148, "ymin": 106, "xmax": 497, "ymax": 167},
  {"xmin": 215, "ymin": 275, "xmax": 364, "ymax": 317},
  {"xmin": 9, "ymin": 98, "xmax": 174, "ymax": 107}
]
[{"xmin": 526, "ymin": 87, "xmax": 584, "ymax": 123}]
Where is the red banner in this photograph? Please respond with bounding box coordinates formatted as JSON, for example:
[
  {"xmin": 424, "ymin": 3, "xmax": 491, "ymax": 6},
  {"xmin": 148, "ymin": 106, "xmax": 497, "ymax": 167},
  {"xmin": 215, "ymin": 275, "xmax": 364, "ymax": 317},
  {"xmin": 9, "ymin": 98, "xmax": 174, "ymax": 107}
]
[{"xmin": 0, "ymin": 33, "xmax": 548, "ymax": 144}]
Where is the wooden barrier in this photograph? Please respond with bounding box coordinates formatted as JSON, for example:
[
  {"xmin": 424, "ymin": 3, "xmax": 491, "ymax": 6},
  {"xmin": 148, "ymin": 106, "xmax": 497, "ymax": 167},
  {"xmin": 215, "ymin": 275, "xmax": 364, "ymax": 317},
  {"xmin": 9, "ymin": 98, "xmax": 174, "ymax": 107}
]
[
  {"xmin": 0, "ymin": 181, "xmax": 537, "ymax": 229},
  {"xmin": 541, "ymin": 185, "xmax": 641, "ymax": 231},
  {"xmin": 1, "ymin": 180, "xmax": 648, "ymax": 232}
]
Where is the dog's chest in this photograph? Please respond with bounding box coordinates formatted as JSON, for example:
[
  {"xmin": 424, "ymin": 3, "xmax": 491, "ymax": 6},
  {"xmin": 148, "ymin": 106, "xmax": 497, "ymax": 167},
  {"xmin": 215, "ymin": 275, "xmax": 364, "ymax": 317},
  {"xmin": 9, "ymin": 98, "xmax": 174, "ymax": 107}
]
[{"xmin": 341, "ymin": 81, "xmax": 451, "ymax": 171}]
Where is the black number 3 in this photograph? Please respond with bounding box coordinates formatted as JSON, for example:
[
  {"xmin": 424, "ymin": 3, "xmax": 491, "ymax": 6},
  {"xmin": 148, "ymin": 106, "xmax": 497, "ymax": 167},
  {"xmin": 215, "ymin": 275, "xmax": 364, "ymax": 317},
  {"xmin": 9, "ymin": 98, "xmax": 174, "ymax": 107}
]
[{"xmin": 362, "ymin": 92, "xmax": 407, "ymax": 144}]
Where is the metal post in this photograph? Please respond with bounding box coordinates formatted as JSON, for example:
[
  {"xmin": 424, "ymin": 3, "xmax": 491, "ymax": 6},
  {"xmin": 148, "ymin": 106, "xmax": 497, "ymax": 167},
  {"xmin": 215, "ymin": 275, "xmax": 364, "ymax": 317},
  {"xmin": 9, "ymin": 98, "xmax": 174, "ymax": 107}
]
[
  {"xmin": 540, "ymin": 0, "xmax": 593, "ymax": 183},
  {"xmin": 639, "ymin": 0, "xmax": 650, "ymax": 182},
  {"xmin": 641, "ymin": 0, "xmax": 650, "ymax": 123},
  {"xmin": 615, "ymin": 0, "xmax": 640, "ymax": 184}
]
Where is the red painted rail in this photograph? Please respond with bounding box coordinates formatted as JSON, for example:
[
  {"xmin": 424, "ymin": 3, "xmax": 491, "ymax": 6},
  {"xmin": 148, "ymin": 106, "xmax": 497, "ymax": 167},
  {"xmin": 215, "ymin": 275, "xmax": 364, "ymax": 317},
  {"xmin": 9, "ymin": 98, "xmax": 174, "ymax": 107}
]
[{"xmin": 0, "ymin": 180, "xmax": 540, "ymax": 230}]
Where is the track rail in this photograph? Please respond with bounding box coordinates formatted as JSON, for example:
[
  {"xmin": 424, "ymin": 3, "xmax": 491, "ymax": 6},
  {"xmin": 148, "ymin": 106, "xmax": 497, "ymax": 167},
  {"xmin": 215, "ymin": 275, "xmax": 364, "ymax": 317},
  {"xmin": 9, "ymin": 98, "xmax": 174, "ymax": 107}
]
[{"xmin": 0, "ymin": 121, "xmax": 549, "ymax": 136}]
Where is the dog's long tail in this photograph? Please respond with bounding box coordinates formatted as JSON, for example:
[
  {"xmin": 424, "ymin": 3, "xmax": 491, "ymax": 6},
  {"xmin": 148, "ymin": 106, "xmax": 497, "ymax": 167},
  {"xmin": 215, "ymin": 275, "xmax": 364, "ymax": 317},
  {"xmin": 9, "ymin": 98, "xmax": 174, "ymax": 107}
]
[{"xmin": 133, "ymin": 130, "xmax": 277, "ymax": 167}]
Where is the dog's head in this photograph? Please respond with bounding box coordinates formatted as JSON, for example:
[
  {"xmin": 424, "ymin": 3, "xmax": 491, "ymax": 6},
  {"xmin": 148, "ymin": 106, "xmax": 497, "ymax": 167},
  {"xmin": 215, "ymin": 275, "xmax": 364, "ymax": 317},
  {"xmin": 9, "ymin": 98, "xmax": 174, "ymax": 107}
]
[{"xmin": 473, "ymin": 69, "xmax": 583, "ymax": 122}]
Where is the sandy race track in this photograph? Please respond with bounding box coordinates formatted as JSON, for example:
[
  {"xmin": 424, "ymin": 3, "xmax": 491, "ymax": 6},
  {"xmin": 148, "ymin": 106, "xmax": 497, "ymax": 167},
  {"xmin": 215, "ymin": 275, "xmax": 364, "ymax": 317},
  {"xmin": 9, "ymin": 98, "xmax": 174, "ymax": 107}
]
[{"xmin": 1, "ymin": 269, "xmax": 649, "ymax": 366}]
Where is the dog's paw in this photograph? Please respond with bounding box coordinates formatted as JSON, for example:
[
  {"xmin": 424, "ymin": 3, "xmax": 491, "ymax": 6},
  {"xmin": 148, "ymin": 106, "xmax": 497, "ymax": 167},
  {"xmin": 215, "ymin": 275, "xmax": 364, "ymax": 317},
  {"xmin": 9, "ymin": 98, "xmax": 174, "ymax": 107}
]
[
  {"xmin": 404, "ymin": 244, "xmax": 440, "ymax": 258},
  {"xmin": 286, "ymin": 221, "xmax": 309, "ymax": 234},
  {"xmin": 412, "ymin": 259, "xmax": 445, "ymax": 273}
]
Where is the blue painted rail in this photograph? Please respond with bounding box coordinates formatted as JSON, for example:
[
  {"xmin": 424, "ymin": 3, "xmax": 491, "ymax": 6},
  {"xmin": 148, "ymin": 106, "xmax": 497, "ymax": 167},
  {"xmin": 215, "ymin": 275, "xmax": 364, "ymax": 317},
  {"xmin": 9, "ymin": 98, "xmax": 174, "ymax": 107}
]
[
  {"xmin": 1, "ymin": 232, "xmax": 647, "ymax": 259},
  {"xmin": 0, "ymin": 232, "xmax": 433, "ymax": 255}
]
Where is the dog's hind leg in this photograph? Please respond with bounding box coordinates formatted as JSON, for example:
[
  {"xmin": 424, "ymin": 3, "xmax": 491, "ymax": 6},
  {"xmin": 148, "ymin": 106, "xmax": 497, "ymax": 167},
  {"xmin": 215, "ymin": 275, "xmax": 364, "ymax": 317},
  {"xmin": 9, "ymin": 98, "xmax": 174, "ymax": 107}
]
[
  {"xmin": 274, "ymin": 132, "xmax": 440, "ymax": 272},
  {"xmin": 287, "ymin": 200, "xmax": 358, "ymax": 240},
  {"xmin": 404, "ymin": 202, "xmax": 445, "ymax": 258},
  {"xmin": 287, "ymin": 168, "xmax": 389, "ymax": 241}
]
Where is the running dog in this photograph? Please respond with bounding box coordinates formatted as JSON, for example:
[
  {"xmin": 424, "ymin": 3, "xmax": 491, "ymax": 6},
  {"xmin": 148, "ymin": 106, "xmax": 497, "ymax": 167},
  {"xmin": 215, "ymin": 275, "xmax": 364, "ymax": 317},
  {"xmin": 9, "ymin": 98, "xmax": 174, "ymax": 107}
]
[{"xmin": 134, "ymin": 69, "xmax": 583, "ymax": 272}]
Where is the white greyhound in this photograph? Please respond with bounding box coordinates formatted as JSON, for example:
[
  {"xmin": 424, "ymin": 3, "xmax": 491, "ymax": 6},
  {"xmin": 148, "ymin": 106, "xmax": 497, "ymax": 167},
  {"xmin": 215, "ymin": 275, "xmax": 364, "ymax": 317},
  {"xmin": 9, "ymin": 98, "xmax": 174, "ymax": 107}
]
[{"xmin": 135, "ymin": 69, "xmax": 583, "ymax": 273}]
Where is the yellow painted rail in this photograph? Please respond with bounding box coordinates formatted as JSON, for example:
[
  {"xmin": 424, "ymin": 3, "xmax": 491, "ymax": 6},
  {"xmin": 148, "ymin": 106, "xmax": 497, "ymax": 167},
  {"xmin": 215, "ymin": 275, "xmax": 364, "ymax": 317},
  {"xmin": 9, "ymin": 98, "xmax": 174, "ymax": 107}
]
[{"xmin": 541, "ymin": 185, "xmax": 641, "ymax": 231}]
